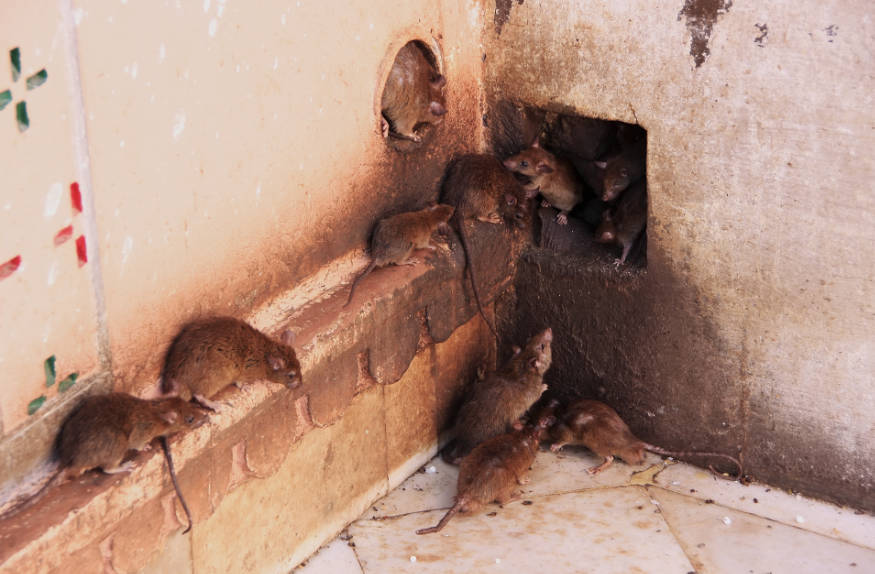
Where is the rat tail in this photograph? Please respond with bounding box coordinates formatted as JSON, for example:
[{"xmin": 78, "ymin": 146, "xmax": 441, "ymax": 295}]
[
  {"xmin": 643, "ymin": 443, "xmax": 743, "ymax": 479},
  {"xmin": 416, "ymin": 499, "xmax": 463, "ymax": 535},
  {"xmin": 344, "ymin": 260, "xmax": 377, "ymax": 308},
  {"xmin": 454, "ymin": 215, "xmax": 500, "ymax": 343},
  {"xmin": 161, "ymin": 436, "xmax": 194, "ymax": 533}
]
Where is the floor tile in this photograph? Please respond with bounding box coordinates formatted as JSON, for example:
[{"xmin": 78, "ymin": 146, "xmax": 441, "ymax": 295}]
[
  {"xmin": 655, "ymin": 462, "xmax": 875, "ymax": 549},
  {"xmin": 348, "ymin": 486, "xmax": 695, "ymax": 574},
  {"xmin": 366, "ymin": 458, "xmax": 459, "ymax": 520},
  {"xmin": 294, "ymin": 537, "xmax": 362, "ymax": 574},
  {"xmin": 650, "ymin": 487, "xmax": 875, "ymax": 574}
]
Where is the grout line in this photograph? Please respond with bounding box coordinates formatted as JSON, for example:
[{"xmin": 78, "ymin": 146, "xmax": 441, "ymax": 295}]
[
  {"xmin": 58, "ymin": 0, "xmax": 112, "ymax": 373},
  {"xmin": 644, "ymin": 485, "xmax": 702, "ymax": 571},
  {"xmin": 649, "ymin": 483, "xmax": 875, "ymax": 551}
]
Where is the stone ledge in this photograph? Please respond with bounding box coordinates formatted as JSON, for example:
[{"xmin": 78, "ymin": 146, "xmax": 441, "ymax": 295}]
[{"xmin": 0, "ymin": 221, "xmax": 518, "ymax": 572}]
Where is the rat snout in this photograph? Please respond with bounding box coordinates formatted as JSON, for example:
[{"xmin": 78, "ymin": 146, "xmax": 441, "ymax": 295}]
[{"xmin": 542, "ymin": 327, "xmax": 553, "ymax": 342}]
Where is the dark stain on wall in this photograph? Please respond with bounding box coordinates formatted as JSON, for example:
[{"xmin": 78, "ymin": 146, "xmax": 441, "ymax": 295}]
[
  {"xmin": 494, "ymin": 0, "xmax": 524, "ymax": 35},
  {"xmin": 677, "ymin": 0, "xmax": 733, "ymax": 67}
]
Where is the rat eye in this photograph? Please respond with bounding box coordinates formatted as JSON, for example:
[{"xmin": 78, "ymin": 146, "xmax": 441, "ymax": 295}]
[
  {"xmin": 185, "ymin": 415, "xmax": 194, "ymax": 424},
  {"xmin": 519, "ymin": 160, "xmax": 528, "ymax": 168}
]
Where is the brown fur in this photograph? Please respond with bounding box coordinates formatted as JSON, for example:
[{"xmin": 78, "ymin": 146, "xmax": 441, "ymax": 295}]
[
  {"xmin": 595, "ymin": 137, "xmax": 646, "ymax": 202},
  {"xmin": 417, "ymin": 420, "xmax": 547, "ymax": 534},
  {"xmin": 2, "ymin": 393, "xmax": 208, "ymax": 519},
  {"xmin": 595, "ymin": 180, "xmax": 647, "ymax": 265},
  {"xmin": 162, "ymin": 317, "xmax": 302, "ymax": 407},
  {"xmin": 345, "ymin": 204, "xmax": 455, "ymax": 306},
  {"xmin": 441, "ymin": 154, "xmax": 530, "ymax": 339},
  {"xmin": 381, "ymin": 42, "xmax": 447, "ymax": 142},
  {"xmin": 442, "ymin": 328, "xmax": 553, "ymax": 463},
  {"xmin": 548, "ymin": 399, "xmax": 741, "ymax": 476},
  {"xmin": 503, "ymin": 141, "xmax": 584, "ymax": 225},
  {"xmin": 57, "ymin": 393, "xmax": 208, "ymax": 477}
]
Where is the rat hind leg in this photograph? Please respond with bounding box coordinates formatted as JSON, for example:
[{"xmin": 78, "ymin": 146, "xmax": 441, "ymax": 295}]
[{"xmin": 587, "ymin": 455, "xmax": 614, "ymax": 474}]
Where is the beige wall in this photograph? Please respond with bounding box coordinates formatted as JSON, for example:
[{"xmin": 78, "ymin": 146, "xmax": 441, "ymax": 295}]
[{"xmin": 1, "ymin": 0, "xmax": 485, "ymax": 450}]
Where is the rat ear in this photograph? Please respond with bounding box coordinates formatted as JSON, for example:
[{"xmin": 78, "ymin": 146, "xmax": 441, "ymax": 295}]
[
  {"xmin": 512, "ymin": 345, "xmax": 522, "ymax": 355},
  {"xmin": 528, "ymin": 356, "xmax": 540, "ymax": 370},
  {"xmin": 531, "ymin": 137, "xmax": 540, "ymax": 148},
  {"xmin": 268, "ymin": 354, "xmax": 286, "ymax": 371},
  {"xmin": 160, "ymin": 411, "xmax": 179, "ymax": 425},
  {"xmin": 593, "ymin": 160, "xmax": 607, "ymax": 169},
  {"xmin": 536, "ymin": 162, "xmax": 554, "ymax": 174},
  {"xmin": 504, "ymin": 193, "xmax": 517, "ymax": 206},
  {"xmin": 431, "ymin": 74, "xmax": 447, "ymax": 89},
  {"xmin": 281, "ymin": 329, "xmax": 296, "ymax": 346},
  {"xmin": 429, "ymin": 101, "xmax": 447, "ymax": 116},
  {"xmin": 511, "ymin": 420, "xmax": 525, "ymax": 431}
]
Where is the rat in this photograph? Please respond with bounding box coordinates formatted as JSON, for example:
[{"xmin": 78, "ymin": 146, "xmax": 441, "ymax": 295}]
[
  {"xmin": 2, "ymin": 393, "xmax": 207, "ymax": 529},
  {"xmin": 594, "ymin": 137, "xmax": 646, "ymax": 202},
  {"xmin": 502, "ymin": 140, "xmax": 584, "ymax": 225},
  {"xmin": 442, "ymin": 328, "xmax": 553, "ymax": 464},
  {"xmin": 417, "ymin": 415, "xmax": 551, "ymax": 535},
  {"xmin": 594, "ymin": 179, "xmax": 647, "ymax": 266},
  {"xmin": 381, "ymin": 41, "xmax": 447, "ymax": 142},
  {"xmin": 441, "ymin": 154, "xmax": 529, "ymax": 339},
  {"xmin": 162, "ymin": 316, "xmax": 302, "ymax": 411},
  {"xmin": 547, "ymin": 399, "xmax": 742, "ymax": 477},
  {"xmin": 344, "ymin": 203, "xmax": 455, "ymax": 307}
]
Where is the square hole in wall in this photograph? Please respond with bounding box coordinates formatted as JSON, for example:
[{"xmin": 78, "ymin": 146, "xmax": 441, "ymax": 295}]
[{"xmin": 489, "ymin": 102, "xmax": 648, "ymax": 269}]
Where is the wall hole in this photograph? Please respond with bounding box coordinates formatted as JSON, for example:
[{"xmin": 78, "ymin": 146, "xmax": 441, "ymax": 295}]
[
  {"xmin": 490, "ymin": 102, "xmax": 648, "ymax": 269},
  {"xmin": 379, "ymin": 40, "xmax": 446, "ymax": 152}
]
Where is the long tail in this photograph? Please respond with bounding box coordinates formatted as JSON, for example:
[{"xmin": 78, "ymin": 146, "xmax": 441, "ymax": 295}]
[
  {"xmin": 416, "ymin": 500, "xmax": 463, "ymax": 535},
  {"xmin": 643, "ymin": 443, "xmax": 743, "ymax": 478},
  {"xmin": 161, "ymin": 436, "xmax": 194, "ymax": 533},
  {"xmin": 344, "ymin": 260, "xmax": 377, "ymax": 307},
  {"xmin": 454, "ymin": 215, "xmax": 500, "ymax": 342}
]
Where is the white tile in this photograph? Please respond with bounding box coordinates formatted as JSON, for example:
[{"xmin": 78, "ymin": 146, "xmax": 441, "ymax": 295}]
[
  {"xmin": 655, "ymin": 462, "xmax": 875, "ymax": 550},
  {"xmin": 519, "ymin": 447, "xmax": 668, "ymax": 497},
  {"xmin": 294, "ymin": 537, "xmax": 363, "ymax": 574},
  {"xmin": 650, "ymin": 487, "xmax": 875, "ymax": 574},
  {"xmin": 366, "ymin": 457, "xmax": 459, "ymax": 520},
  {"xmin": 348, "ymin": 486, "xmax": 695, "ymax": 574}
]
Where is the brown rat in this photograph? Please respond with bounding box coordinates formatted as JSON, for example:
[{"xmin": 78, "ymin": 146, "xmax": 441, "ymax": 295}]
[
  {"xmin": 595, "ymin": 179, "xmax": 647, "ymax": 266},
  {"xmin": 503, "ymin": 140, "xmax": 584, "ymax": 225},
  {"xmin": 417, "ymin": 416, "xmax": 550, "ymax": 535},
  {"xmin": 441, "ymin": 154, "xmax": 529, "ymax": 339},
  {"xmin": 3, "ymin": 393, "xmax": 208, "ymax": 526},
  {"xmin": 162, "ymin": 316, "xmax": 302, "ymax": 411},
  {"xmin": 594, "ymin": 137, "xmax": 646, "ymax": 202},
  {"xmin": 345, "ymin": 203, "xmax": 455, "ymax": 307},
  {"xmin": 442, "ymin": 328, "xmax": 553, "ymax": 464},
  {"xmin": 381, "ymin": 41, "xmax": 447, "ymax": 143},
  {"xmin": 548, "ymin": 399, "xmax": 742, "ymax": 477}
]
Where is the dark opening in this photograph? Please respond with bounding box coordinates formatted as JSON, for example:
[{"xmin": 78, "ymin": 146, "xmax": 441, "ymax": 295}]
[
  {"xmin": 488, "ymin": 101, "xmax": 648, "ymax": 270},
  {"xmin": 380, "ymin": 40, "xmax": 447, "ymax": 152}
]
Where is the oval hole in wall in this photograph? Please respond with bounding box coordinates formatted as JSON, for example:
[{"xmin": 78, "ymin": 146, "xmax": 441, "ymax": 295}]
[{"xmin": 379, "ymin": 40, "xmax": 447, "ymax": 152}]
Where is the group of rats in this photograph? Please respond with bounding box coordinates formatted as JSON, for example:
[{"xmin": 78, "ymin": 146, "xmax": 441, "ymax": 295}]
[
  {"xmin": 503, "ymin": 123, "xmax": 648, "ymax": 266},
  {"xmin": 418, "ymin": 329, "xmax": 742, "ymax": 535},
  {"xmin": 4, "ymin": 316, "xmax": 302, "ymax": 532}
]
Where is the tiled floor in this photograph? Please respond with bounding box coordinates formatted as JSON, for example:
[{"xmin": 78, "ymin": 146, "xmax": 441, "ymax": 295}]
[{"xmin": 295, "ymin": 448, "xmax": 875, "ymax": 574}]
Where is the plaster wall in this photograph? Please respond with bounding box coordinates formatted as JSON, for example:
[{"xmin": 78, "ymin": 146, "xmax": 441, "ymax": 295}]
[
  {"xmin": 1, "ymin": 0, "xmax": 487, "ymax": 483},
  {"xmin": 488, "ymin": 0, "xmax": 874, "ymax": 508}
]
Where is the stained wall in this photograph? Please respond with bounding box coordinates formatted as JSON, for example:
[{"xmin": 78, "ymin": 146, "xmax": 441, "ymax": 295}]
[{"xmin": 488, "ymin": 0, "xmax": 874, "ymax": 509}]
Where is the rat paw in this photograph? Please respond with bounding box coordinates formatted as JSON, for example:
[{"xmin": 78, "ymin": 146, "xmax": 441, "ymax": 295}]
[
  {"xmin": 555, "ymin": 213, "xmax": 568, "ymax": 225},
  {"xmin": 541, "ymin": 199, "xmax": 552, "ymax": 208}
]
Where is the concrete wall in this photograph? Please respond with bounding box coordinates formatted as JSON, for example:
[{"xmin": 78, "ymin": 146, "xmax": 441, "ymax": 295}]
[{"xmin": 487, "ymin": 0, "xmax": 874, "ymax": 509}]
